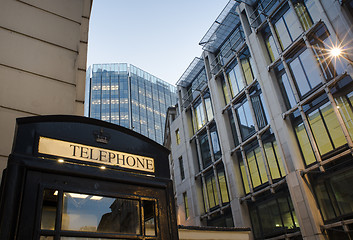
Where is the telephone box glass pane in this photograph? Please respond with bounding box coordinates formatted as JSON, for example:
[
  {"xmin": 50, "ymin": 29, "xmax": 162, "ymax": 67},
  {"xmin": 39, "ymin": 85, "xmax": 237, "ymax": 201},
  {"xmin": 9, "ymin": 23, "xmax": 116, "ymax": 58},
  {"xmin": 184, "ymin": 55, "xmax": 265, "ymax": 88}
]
[
  {"xmin": 62, "ymin": 193, "xmax": 140, "ymax": 234},
  {"xmin": 41, "ymin": 189, "xmax": 58, "ymax": 230},
  {"xmin": 143, "ymin": 200, "xmax": 156, "ymax": 236}
]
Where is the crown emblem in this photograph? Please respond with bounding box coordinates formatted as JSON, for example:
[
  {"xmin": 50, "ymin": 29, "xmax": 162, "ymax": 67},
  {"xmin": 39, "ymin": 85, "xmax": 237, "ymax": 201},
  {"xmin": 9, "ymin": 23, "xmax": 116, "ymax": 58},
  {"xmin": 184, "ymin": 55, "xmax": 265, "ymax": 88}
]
[{"xmin": 93, "ymin": 128, "xmax": 110, "ymax": 144}]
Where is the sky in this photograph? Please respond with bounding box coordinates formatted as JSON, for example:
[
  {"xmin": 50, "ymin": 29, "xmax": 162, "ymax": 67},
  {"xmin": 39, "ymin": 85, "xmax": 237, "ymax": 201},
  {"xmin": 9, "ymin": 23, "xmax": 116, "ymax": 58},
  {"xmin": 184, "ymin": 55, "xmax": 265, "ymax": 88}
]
[{"xmin": 87, "ymin": 0, "xmax": 230, "ymax": 85}]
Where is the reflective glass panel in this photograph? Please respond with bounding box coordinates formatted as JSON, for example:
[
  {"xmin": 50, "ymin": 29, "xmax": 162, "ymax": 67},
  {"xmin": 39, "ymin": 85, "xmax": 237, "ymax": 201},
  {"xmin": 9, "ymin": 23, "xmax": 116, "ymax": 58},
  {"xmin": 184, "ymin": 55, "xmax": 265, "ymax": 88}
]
[
  {"xmin": 41, "ymin": 189, "xmax": 58, "ymax": 230},
  {"xmin": 236, "ymin": 99, "xmax": 255, "ymax": 140},
  {"xmin": 40, "ymin": 236, "xmax": 54, "ymax": 240},
  {"xmin": 217, "ymin": 164, "xmax": 229, "ymax": 204},
  {"xmin": 143, "ymin": 200, "xmax": 156, "ymax": 236},
  {"xmin": 62, "ymin": 193, "xmax": 140, "ymax": 234},
  {"xmin": 239, "ymin": 158, "xmax": 250, "ymax": 194},
  {"xmin": 295, "ymin": 122, "xmax": 316, "ymax": 165},
  {"xmin": 335, "ymin": 90, "xmax": 353, "ymax": 140}
]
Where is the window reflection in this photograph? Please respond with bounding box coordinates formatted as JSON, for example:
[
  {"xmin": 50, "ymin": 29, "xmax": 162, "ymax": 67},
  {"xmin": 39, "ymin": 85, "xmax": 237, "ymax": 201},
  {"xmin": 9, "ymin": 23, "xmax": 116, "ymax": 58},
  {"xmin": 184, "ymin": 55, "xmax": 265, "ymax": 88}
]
[
  {"xmin": 41, "ymin": 189, "xmax": 58, "ymax": 230},
  {"xmin": 235, "ymin": 98, "xmax": 255, "ymax": 140},
  {"xmin": 143, "ymin": 200, "xmax": 156, "ymax": 236},
  {"xmin": 62, "ymin": 193, "xmax": 140, "ymax": 234}
]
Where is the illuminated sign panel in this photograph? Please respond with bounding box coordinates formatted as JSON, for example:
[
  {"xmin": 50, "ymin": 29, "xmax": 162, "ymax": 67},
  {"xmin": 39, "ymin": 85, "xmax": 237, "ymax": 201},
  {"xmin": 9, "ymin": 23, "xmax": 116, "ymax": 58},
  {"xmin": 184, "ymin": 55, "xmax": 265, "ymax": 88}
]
[{"xmin": 38, "ymin": 137, "xmax": 154, "ymax": 173}]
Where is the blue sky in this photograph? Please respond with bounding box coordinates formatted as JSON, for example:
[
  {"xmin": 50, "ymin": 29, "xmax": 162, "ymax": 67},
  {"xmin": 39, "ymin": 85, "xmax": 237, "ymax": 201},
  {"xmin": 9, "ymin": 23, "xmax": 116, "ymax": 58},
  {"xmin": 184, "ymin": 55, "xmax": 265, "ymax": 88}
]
[{"xmin": 87, "ymin": 0, "xmax": 230, "ymax": 85}]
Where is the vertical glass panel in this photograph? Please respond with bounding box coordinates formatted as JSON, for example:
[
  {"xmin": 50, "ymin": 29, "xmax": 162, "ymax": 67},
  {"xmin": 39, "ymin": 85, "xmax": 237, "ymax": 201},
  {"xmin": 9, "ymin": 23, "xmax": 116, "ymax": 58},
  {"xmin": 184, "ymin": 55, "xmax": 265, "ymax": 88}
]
[
  {"xmin": 222, "ymin": 78, "xmax": 231, "ymax": 104},
  {"xmin": 251, "ymin": 86, "xmax": 268, "ymax": 129},
  {"xmin": 204, "ymin": 92, "xmax": 214, "ymax": 121},
  {"xmin": 257, "ymin": 199, "xmax": 283, "ymax": 234},
  {"xmin": 236, "ymin": 99, "xmax": 255, "ymax": 140},
  {"xmin": 314, "ymin": 182, "xmax": 337, "ymax": 220},
  {"xmin": 294, "ymin": 0, "xmax": 313, "ymax": 31},
  {"xmin": 62, "ymin": 193, "xmax": 140, "ymax": 234},
  {"xmin": 40, "ymin": 237, "xmax": 54, "ymax": 240},
  {"xmin": 199, "ymin": 131, "xmax": 212, "ymax": 168},
  {"xmin": 330, "ymin": 170, "xmax": 353, "ymax": 216},
  {"xmin": 276, "ymin": 63, "xmax": 297, "ymax": 109},
  {"xmin": 179, "ymin": 156, "xmax": 185, "ymax": 180},
  {"xmin": 217, "ymin": 164, "xmax": 229, "ymax": 204},
  {"xmin": 41, "ymin": 189, "xmax": 58, "ymax": 230},
  {"xmin": 210, "ymin": 124, "xmax": 221, "ymax": 160},
  {"xmin": 228, "ymin": 109, "xmax": 239, "ymax": 146},
  {"xmin": 246, "ymin": 149, "xmax": 261, "ymax": 188},
  {"xmin": 295, "ymin": 122, "xmax": 316, "ymax": 165},
  {"xmin": 274, "ymin": 17, "xmax": 292, "ymax": 50},
  {"xmin": 289, "ymin": 49, "xmax": 322, "ymax": 98},
  {"xmin": 250, "ymin": 208, "xmax": 261, "ymax": 239},
  {"xmin": 183, "ymin": 193, "xmax": 189, "ymax": 219},
  {"xmin": 278, "ymin": 197, "xmax": 295, "ymax": 228},
  {"xmin": 194, "ymin": 99, "xmax": 206, "ymax": 131},
  {"xmin": 264, "ymin": 142, "xmax": 281, "ymax": 180},
  {"xmin": 205, "ymin": 171, "xmax": 218, "ymax": 209},
  {"xmin": 143, "ymin": 200, "xmax": 156, "ymax": 236},
  {"xmin": 308, "ymin": 108, "xmax": 333, "ymax": 155},
  {"xmin": 274, "ymin": 141, "xmax": 286, "ymax": 177},
  {"xmin": 255, "ymin": 147, "xmax": 268, "ymax": 184},
  {"xmin": 240, "ymin": 49, "xmax": 254, "ymax": 85},
  {"xmin": 321, "ymin": 102, "xmax": 346, "ymax": 149},
  {"xmin": 335, "ymin": 91, "xmax": 353, "ymax": 140},
  {"xmin": 239, "ymin": 156, "xmax": 250, "ymax": 194}
]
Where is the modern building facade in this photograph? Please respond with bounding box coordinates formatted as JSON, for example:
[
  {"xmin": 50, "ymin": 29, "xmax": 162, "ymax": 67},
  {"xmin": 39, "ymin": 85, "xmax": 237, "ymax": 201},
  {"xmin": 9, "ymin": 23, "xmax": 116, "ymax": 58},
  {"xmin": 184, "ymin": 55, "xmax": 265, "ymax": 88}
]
[
  {"xmin": 165, "ymin": 0, "xmax": 353, "ymax": 239},
  {"xmin": 85, "ymin": 63, "xmax": 177, "ymax": 144},
  {"xmin": 0, "ymin": 0, "xmax": 92, "ymax": 180}
]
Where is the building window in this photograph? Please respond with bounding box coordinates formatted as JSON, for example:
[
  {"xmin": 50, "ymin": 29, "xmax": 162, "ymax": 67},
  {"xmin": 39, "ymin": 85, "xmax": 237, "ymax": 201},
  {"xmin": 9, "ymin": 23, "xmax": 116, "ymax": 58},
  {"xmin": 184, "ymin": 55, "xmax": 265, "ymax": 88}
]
[
  {"xmin": 203, "ymin": 91, "xmax": 214, "ymax": 121},
  {"xmin": 250, "ymin": 84, "xmax": 269, "ymax": 129},
  {"xmin": 243, "ymin": 141, "xmax": 269, "ymax": 189},
  {"xmin": 209, "ymin": 124, "xmax": 221, "ymax": 161},
  {"xmin": 179, "ymin": 156, "xmax": 185, "ymax": 181},
  {"xmin": 272, "ymin": 3, "xmax": 302, "ymax": 51},
  {"xmin": 199, "ymin": 130, "xmax": 212, "ymax": 168},
  {"xmin": 309, "ymin": 24, "xmax": 346, "ymax": 80},
  {"xmin": 287, "ymin": 47, "xmax": 322, "ymax": 98},
  {"xmin": 333, "ymin": 76, "xmax": 353, "ymax": 140},
  {"xmin": 217, "ymin": 164, "xmax": 230, "ymax": 204},
  {"xmin": 311, "ymin": 160, "xmax": 353, "ymax": 222},
  {"xmin": 262, "ymin": 131, "xmax": 286, "ymax": 180},
  {"xmin": 221, "ymin": 77, "xmax": 231, "ymax": 105},
  {"xmin": 226, "ymin": 60, "xmax": 245, "ymax": 98},
  {"xmin": 193, "ymin": 98, "xmax": 206, "ymax": 132},
  {"xmin": 306, "ymin": 100, "xmax": 346, "ymax": 156},
  {"xmin": 175, "ymin": 129, "xmax": 180, "ymax": 145},
  {"xmin": 203, "ymin": 170, "xmax": 219, "ymax": 210},
  {"xmin": 275, "ymin": 63, "xmax": 297, "ymax": 109},
  {"xmin": 206, "ymin": 208, "xmax": 234, "ymax": 227},
  {"xmin": 183, "ymin": 192, "xmax": 189, "ymax": 219},
  {"xmin": 227, "ymin": 109, "xmax": 239, "ymax": 147},
  {"xmin": 293, "ymin": 94, "xmax": 348, "ymax": 166},
  {"xmin": 249, "ymin": 190, "xmax": 299, "ymax": 239},
  {"xmin": 235, "ymin": 97, "xmax": 256, "ymax": 140},
  {"xmin": 262, "ymin": 25, "xmax": 280, "ymax": 62},
  {"xmin": 239, "ymin": 48, "xmax": 256, "ymax": 85},
  {"xmin": 293, "ymin": 0, "xmax": 314, "ymax": 31}
]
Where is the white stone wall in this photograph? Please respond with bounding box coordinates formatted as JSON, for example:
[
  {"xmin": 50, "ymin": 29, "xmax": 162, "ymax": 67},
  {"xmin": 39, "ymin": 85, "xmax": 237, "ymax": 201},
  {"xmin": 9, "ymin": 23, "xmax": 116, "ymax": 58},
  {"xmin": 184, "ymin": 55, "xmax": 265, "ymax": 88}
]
[{"xmin": 0, "ymin": 0, "xmax": 92, "ymax": 177}]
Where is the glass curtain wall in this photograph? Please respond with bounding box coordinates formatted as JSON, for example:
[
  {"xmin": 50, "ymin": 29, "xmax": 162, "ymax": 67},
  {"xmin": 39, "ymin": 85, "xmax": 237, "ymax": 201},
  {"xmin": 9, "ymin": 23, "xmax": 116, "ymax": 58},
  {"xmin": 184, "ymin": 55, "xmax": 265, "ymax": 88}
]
[{"xmin": 88, "ymin": 64, "xmax": 177, "ymax": 144}]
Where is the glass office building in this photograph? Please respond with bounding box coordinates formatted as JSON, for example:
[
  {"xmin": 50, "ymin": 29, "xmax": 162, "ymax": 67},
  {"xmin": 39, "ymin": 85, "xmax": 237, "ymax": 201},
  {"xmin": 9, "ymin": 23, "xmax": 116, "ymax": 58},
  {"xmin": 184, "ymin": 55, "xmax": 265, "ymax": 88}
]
[
  {"xmin": 85, "ymin": 63, "xmax": 177, "ymax": 144},
  {"xmin": 165, "ymin": 0, "xmax": 353, "ymax": 239}
]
